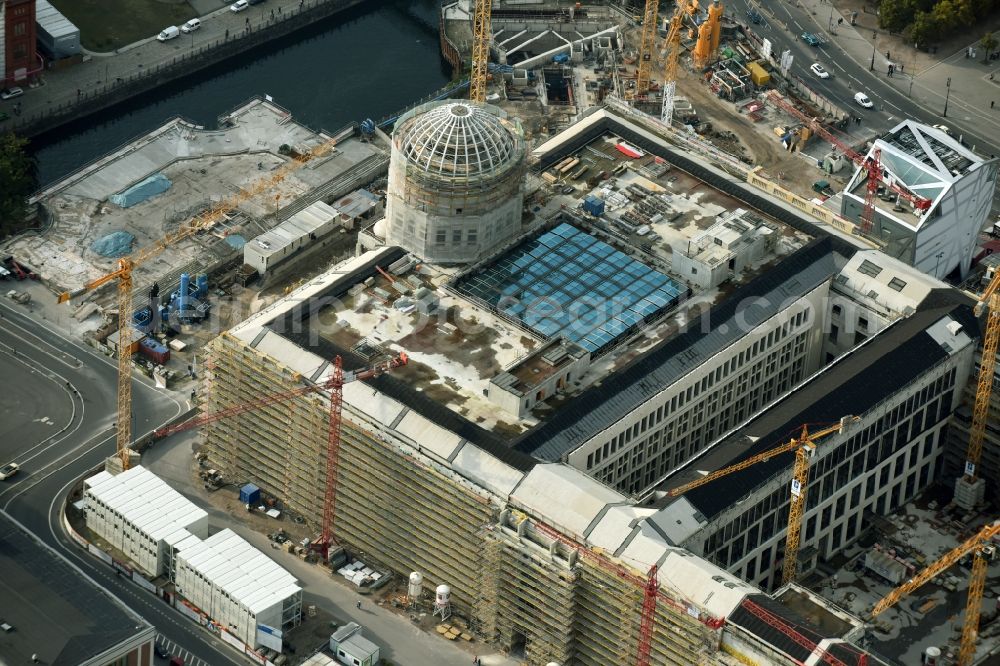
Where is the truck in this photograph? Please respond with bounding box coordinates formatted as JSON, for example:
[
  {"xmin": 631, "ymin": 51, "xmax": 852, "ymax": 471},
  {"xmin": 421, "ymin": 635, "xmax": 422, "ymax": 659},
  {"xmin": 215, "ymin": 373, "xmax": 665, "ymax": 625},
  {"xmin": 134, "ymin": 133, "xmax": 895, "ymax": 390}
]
[{"xmin": 6, "ymin": 289, "xmax": 30, "ymax": 305}]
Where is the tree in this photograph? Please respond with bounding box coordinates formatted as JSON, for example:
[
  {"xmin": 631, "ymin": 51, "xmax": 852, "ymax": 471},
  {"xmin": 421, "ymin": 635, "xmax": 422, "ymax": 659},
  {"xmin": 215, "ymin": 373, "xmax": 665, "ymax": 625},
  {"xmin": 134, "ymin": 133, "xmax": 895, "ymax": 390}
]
[
  {"xmin": 0, "ymin": 132, "xmax": 35, "ymax": 240},
  {"xmin": 879, "ymin": 0, "xmax": 918, "ymax": 32},
  {"xmin": 981, "ymin": 31, "xmax": 999, "ymax": 61},
  {"xmin": 906, "ymin": 9, "xmax": 937, "ymax": 48}
]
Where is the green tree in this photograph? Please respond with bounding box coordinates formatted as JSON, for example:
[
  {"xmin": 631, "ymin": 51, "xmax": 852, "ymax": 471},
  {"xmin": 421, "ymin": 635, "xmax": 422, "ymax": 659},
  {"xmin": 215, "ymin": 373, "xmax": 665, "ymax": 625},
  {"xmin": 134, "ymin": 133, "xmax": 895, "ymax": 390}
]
[
  {"xmin": 879, "ymin": 0, "xmax": 917, "ymax": 32},
  {"xmin": 0, "ymin": 132, "xmax": 34, "ymax": 239},
  {"xmin": 931, "ymin": 0, "xmax": 961, "ymax": 32},
  {"xmin": 981, "ymin": 31, "xmax": 999, "ymax": 61},
  {"xmin": 906, "ymin": 9, "xmax": 937, "ymax": 48}
]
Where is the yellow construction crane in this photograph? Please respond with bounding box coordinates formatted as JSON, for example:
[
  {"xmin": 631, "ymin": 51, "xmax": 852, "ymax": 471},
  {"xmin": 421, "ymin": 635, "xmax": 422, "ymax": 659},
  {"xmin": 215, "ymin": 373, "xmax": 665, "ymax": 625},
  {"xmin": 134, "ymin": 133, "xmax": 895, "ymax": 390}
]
[
  {"xmin": 871, "ymin": 521, "xmax": 1000, "ymax": 666},
  {"xmin": 632, "ymin": 0, "xmax": 661, "ymax": 99},
  {"xmin": 669, "ymin": 416, "xmax": 859, "ymax": 585},
  {"xmin": 469, "ymin": 0, "xmax": 493, "ymax": 103},
  {"xmin": 959, "ymin": 268, "xmax": 1000, "ymax": 500},
  {"xmin": 58, "ymin": 138, "xmax": 337, "ymax": 470},
  {"xmin": 660, "ymin": 0, "xmax": 687, "ymax": 124}
]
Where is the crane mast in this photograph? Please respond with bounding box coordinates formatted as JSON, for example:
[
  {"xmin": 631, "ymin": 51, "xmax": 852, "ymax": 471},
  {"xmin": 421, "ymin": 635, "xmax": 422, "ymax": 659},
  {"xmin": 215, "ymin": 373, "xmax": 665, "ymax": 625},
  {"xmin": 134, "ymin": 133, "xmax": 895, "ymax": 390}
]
[
  {"xmin": 668, "ymin": 417, "xmax": 858, "ymax": 584},
  {"xmin": 634, "ymin": 0, "xmax": 661, "ymax": 99},
  {"xmin": 469, "ymin": 0, "xmax": 494, "ymax": 103},
  {"xmin": 961, "ymin": 269, "xmax": 1000, "ymax": 495},
  {"xmin": 660, "ymin": 7, "xmax": 684, "ymax": 125}
]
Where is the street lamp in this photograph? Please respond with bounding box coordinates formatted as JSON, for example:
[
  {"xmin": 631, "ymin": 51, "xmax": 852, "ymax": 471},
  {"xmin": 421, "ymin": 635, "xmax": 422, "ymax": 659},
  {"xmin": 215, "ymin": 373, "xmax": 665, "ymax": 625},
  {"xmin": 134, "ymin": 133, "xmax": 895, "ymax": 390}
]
[
  {"xmin": 943, "ymin": 77, "xmax": 951, "ymax": 117},
  {"xmin": 870, "ymin": 31, "xmax": 877, "ymax": 71}
]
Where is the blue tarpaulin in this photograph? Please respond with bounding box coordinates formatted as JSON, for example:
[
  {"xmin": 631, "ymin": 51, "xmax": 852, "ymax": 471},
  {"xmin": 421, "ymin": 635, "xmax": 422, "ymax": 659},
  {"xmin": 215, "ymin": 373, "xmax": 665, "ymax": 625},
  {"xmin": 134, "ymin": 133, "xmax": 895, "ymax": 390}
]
[
  {"xmin": 109, "ymin": 173, "xmax": 172, "ymax": 208},
  {"xmin": 90, "ymin": 231, "xmax": 135, "ymax": 257}
]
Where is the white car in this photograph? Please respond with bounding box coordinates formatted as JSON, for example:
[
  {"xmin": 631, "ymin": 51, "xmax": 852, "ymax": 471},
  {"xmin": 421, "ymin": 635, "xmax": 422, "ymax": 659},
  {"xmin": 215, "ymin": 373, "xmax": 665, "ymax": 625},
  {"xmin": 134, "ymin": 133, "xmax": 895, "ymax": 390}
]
[
  {"xmin": 230, "ymin": 0, "xmax": 249, "ymax": 11},
  {"xmin": 0, "ymin": 87, "xmax": 24, "ymax": 100},
  {"xmin": 810, "ymin": 63, "xmax": 830, "ymax": 79},
  {"xmin": 181, "ymin": 18, "xmax": 201, "ymax": 33},
  {"xmin": 932, "ymin": 124, "xmax": 954, "ymax": 137},
  {"xmin": 854, "ymin": 92, "xmax": 874, "ymax": 109},
  {"xmin": 0, "ymin": 462, "xmax": 19, "ymax": 480}
]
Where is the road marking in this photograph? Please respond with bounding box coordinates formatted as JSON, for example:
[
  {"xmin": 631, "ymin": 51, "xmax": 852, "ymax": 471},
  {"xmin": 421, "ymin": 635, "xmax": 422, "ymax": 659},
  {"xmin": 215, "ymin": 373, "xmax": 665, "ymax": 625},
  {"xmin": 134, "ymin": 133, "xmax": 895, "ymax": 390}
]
[{"xmin": 0, "ymin": 313, "xmax": 82, "ymax": 368}]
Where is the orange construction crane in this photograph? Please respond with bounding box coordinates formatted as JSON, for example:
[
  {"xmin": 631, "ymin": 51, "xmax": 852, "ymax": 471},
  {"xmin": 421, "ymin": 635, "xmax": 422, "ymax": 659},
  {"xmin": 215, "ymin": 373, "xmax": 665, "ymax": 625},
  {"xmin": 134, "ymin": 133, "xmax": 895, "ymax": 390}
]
[
  {"xmin": 669, "ymin": 416, "xmax": 858, "ymax": 585},
  {"xmin": 157, "ymin": 352, "xmax": 407, "ymax": 556},
  {"xmin": 59, "ymin": 137, "xmax": 337, "ymax": 471},
  {"xmin": 469, "ymin": 0, "xmax": 494, "ymax": 103},
  {"xmin": 764, "ymin": 92, "xmax": 930, "ymax": 237},
  {"xmin": 870, "ymin": 521, "xmax": 1000, "ymax": 666},
  {"xmin": 958, "ymin": 269, "xmax": 1000, "ymax": 500}
]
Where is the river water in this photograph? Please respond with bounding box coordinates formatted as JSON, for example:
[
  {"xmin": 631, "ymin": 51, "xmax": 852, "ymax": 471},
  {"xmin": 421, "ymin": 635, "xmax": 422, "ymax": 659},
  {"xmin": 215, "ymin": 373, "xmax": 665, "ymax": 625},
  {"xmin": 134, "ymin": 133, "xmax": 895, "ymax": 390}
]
[{"xmin": 31, "ymin": 0, "xmax": 451, "ymax": 186}]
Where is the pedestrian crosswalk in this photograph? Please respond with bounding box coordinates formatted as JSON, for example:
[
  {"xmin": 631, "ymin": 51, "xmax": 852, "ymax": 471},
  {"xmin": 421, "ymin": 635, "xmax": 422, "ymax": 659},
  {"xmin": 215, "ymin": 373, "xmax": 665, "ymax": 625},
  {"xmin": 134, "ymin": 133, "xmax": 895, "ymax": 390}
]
[{"xmin": 155, "ymin": 634, "xmax": 213, "ymax": 666}]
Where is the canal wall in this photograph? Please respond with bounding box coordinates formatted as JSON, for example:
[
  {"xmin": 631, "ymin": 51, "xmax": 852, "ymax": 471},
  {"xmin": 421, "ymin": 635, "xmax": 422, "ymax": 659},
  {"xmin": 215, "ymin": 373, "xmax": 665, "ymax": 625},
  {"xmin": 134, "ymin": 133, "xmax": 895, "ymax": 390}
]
[{"xmin": 8, "ymin": 0, "xmax": 368, "ymax": 139}]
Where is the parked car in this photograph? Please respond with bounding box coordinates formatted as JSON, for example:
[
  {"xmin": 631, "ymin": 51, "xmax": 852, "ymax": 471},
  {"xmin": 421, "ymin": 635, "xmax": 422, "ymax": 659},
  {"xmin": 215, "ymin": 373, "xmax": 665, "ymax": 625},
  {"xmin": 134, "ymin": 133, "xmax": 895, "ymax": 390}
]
[
  {"xmin": 230, "ymin": 0, "xmax": 249, "ymax": 11},
  {"xmin": 0, "ymin": 463, "xmax": 19, "ymax": 481},
  {"xmin": 153, "ymin": 644, "xmax": 170, "ymax": 659},
  {"xmin": 0, "ymin": 87, "xmax": 24, "ymax": 100},
  {"xmin": 854, "ymin": 92, "xmax": 874, "ymax": 108},
  {"xmin": 181, "ymin": 18, "xmax": 201, "ymax": 33},
  {"xmin": 801, "ymin": 32, "xmax": 821, "ymax": 46},
  {"xmin": 932, "ymin": 124, "xmax": 954, "ymax": 137},
  {"xmin": 810, "ymin": 62, "xmax": 830, "ymax": 78},
  {"xmin": 156, "ymin": 26, "xmax": 180, "ymax": 42}
]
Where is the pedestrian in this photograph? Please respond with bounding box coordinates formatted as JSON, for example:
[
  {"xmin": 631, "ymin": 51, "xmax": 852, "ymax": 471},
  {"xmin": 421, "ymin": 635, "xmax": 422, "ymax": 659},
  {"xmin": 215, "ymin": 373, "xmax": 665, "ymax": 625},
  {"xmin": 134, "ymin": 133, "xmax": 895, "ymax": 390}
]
[
  {"xmin": 271, "ymin": 8, "xmax": 274, "ymax": 17},
  {"xmin": 278, "ymin": 5, "xmax": 281, "ymax": 13},
  {"xmin": 225, "ymin": 28, "xmax": 229, "ymax": 39},
  {"xmin": 899, "ymin": 63, "xmax": 903, "ymax": 72},
  {"xmin": 76, "ymin": 88, "xmax": 81, "ymax": 98},
  {"xmin": 356, "ymin": 600, "xmax": 362, "ymax": 610}
]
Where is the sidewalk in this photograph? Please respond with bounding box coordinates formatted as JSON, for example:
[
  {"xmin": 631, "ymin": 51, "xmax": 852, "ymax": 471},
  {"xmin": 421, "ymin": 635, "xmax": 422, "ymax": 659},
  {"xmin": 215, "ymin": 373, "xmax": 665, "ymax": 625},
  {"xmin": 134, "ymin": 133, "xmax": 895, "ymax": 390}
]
[
  {"xmin": 791, "ymin": 0, "xmax": 1000, "ymax": 151},
  {"xmin": 0, "ymin": 0, "xmax": 363, "ymax": 138}
]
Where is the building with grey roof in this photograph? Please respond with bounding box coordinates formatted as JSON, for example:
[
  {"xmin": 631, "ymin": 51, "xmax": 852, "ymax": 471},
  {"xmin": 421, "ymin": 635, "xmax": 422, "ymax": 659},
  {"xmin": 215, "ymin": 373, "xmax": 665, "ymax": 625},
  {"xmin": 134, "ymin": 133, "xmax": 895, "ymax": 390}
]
[
  {"xmin": 0, "ymin": 513, "xmax": 156, "ymax": 666},
  {"xmin": 34, "ymin": 0, "xmax": 79, "ymax": 59}
]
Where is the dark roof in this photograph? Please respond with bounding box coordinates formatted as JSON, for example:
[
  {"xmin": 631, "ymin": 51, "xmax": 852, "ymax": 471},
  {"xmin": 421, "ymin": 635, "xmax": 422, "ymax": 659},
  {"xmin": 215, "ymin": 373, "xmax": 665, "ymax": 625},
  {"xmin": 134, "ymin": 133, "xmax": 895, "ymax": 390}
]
[
  {"xmin": 513, "ymin": 236, "xmax": 842, "ymax": 460},
  {"xmin": 730, "ymin": 594, "xmax": 879, "ymax": 666},
  {"xmin": 0, "ymin": 514, "xmax": 149, "ymax": 666},
  {"xmin": 676, "ymin": 297, "xmax": 975, "ymax": 520}
]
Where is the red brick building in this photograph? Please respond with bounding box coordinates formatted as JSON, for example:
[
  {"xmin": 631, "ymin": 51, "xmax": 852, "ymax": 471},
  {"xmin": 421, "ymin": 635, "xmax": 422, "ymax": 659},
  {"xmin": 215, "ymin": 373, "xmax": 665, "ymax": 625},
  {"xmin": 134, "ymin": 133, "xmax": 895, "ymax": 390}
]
[{"xmin": 3, "ymin": 0, "xmax": 40, "ymax": 86}]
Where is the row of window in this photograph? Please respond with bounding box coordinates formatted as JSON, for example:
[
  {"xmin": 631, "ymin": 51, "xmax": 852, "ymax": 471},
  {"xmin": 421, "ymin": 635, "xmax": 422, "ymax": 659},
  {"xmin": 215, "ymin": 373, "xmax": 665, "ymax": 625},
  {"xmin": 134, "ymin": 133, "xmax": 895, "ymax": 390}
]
[
  {"xmin": 585, "ymin": 309, "xmax": 812, "ymax": 473},
  {"xmin": 700, "ymin": 362, "xmax": 957, "ymax": 588}
]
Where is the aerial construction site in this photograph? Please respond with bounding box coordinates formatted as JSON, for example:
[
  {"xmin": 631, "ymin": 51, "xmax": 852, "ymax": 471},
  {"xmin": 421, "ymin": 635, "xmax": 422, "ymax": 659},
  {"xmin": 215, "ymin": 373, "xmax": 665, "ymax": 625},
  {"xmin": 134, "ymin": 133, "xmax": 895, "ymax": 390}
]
[{"xmin": 4, "ymin": 1, "xmax": 1000, "ymax": 666}]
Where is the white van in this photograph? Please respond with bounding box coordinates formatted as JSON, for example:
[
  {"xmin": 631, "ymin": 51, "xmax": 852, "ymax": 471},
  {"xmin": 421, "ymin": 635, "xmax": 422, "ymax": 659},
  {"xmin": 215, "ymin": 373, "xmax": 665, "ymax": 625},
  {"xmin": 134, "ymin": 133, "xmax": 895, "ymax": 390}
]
[{"xmin": 157, "ymin": 26, "xmax": 180, "ymax": 42}]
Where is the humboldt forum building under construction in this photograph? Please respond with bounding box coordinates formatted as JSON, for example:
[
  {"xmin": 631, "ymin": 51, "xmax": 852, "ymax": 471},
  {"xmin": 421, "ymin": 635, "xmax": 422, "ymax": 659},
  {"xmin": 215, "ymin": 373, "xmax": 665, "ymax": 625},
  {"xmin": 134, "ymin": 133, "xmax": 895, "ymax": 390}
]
[{"xmin": 201, "ymin": 101, "xmax": 983, "ymax": 665}]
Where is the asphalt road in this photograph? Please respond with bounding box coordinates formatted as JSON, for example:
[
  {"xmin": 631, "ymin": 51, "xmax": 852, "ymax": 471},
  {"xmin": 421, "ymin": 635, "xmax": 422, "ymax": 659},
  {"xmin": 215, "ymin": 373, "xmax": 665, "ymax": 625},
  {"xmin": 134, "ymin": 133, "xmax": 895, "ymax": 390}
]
[
  {"xmin": 0, "ymin": 299, "xmax": 241, "ymax": 666},
  {"xmin": 736, "ymin": 0, "xmax": 1000, "ymax": 156}
]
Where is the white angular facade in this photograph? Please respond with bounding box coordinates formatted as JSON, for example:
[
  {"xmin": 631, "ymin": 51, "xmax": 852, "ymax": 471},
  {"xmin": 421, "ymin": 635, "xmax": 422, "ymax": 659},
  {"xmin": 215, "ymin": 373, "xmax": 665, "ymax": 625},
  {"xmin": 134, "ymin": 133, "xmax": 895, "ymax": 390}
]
[
  {"xmin": 385, "ymin": 101, "xmax": 526, "ymax": 264},
  {"xmin": 840, "ymin": 121, "xmax": 998, "ymax": 279}
]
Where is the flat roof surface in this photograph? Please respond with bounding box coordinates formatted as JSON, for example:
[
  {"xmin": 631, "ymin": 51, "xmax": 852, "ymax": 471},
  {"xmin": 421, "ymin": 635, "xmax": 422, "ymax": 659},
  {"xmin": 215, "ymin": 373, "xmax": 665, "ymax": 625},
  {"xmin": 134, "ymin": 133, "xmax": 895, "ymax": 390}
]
[
  {"xmin": 454, "ymin": 222, "xmax": 686, "ymax": 354},
  {"xmin": 729, "ymin": 594, "xmax": 885, "ymax": 665},
  {"xmin": 0, "ymin": 514, "xmax": 149, "ymax": 665},
  {"xmin": 178, "ymin": 529, "xmax": 300, "ymax": 614},
  {"xmin": 86, "ymin": 465, "xmax": 206, "ymax": 535},
  {"xmin": 35, "ymin": 0, "xmax": 79, "ymax": 39}
]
